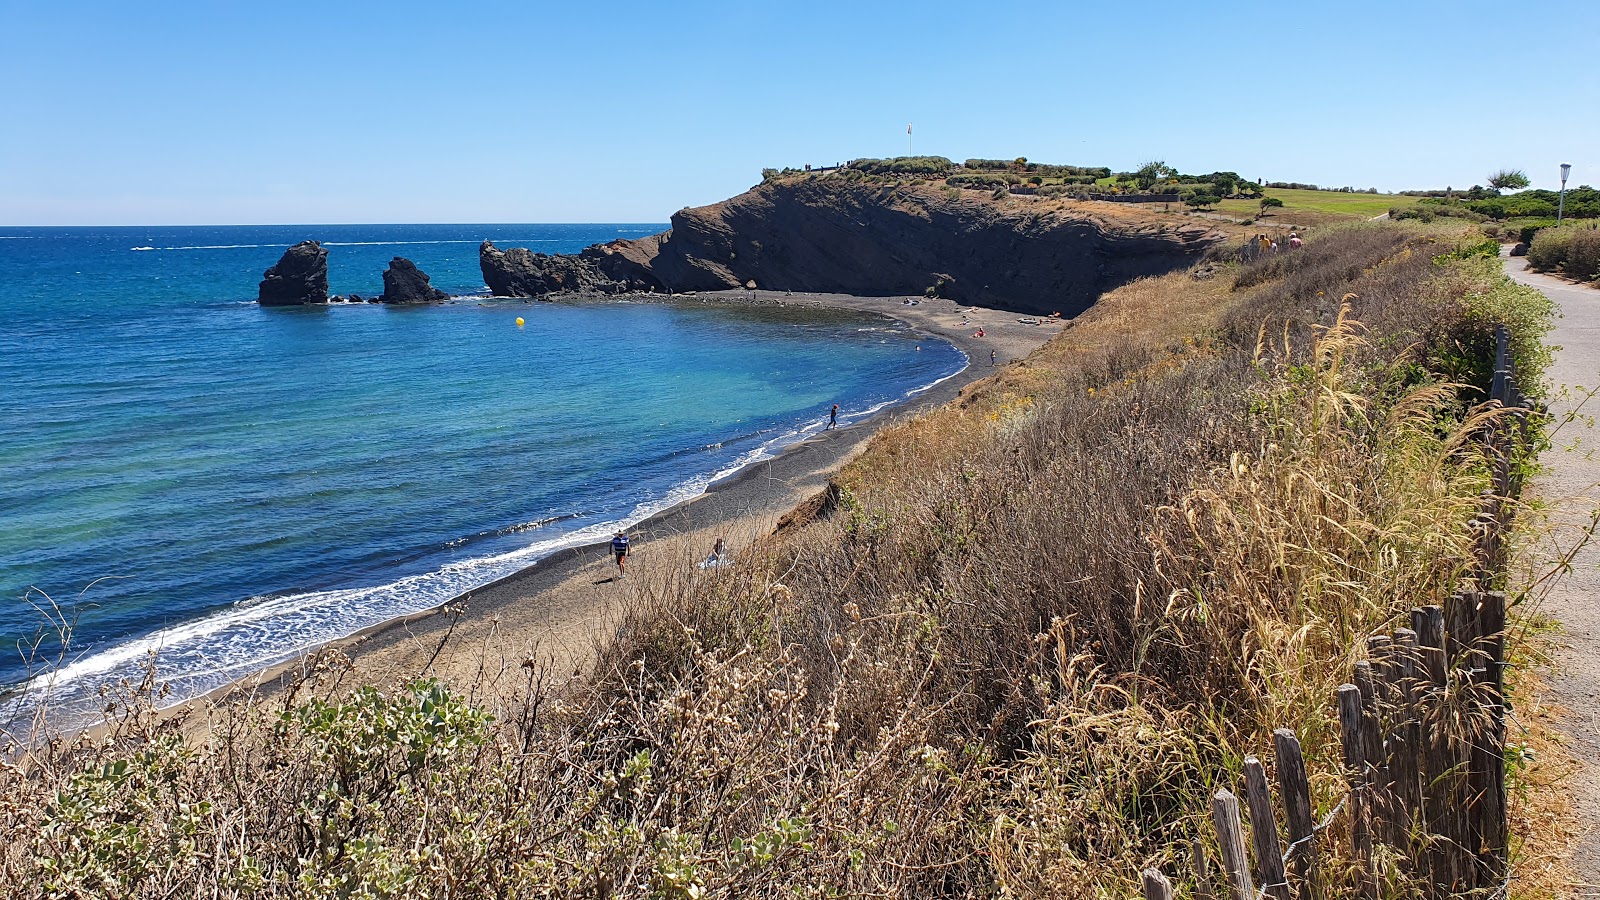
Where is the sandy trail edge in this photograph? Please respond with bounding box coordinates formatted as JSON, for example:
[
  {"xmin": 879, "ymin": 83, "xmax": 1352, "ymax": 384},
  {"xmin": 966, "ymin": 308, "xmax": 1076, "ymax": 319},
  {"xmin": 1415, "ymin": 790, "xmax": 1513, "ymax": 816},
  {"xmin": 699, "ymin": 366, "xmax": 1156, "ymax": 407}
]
[
  {"xmin": 1503, "ymin": 257, "xmax": 1600, "ymax": 896},
  {"xmin": 164, "ymin": 290, "xmax": 1059, "ymax": 732}
]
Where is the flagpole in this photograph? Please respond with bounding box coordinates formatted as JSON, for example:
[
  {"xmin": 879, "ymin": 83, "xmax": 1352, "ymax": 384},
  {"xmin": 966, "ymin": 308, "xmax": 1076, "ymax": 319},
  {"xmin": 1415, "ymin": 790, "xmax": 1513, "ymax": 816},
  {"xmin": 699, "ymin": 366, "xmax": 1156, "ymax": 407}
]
[{"xmin": 907, "ymin": 123, "xmax": 912, "ymax": 157}]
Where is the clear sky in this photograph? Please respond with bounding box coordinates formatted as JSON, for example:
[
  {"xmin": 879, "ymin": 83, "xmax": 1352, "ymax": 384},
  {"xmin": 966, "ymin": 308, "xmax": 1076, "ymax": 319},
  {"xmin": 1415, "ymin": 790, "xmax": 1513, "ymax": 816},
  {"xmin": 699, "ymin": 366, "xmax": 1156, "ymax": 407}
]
[{"xmin": 2, "ymin": 0, "xmax": 1594, "ymax": 225}]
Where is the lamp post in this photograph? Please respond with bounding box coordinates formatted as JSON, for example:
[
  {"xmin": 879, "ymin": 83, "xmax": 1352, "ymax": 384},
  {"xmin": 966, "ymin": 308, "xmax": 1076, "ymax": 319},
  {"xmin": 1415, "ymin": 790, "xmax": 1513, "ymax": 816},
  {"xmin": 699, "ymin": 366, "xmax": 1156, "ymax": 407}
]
[{"xmin": 1558, "ymin": 163, "xmax": 1572, "ymax": 224}]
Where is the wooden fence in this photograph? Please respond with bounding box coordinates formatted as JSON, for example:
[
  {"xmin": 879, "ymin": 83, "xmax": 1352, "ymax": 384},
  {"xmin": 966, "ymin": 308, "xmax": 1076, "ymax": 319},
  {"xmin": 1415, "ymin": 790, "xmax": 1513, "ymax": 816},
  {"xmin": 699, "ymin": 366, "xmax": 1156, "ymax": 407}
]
[{"xmin": 1145, "ymin": 326, "xmax": 1533, "ymax": 900}]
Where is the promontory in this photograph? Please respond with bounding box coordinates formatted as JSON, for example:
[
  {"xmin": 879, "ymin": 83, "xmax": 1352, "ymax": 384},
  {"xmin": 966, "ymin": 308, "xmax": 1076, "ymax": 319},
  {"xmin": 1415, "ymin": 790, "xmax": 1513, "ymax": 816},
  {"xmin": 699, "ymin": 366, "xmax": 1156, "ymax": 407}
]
[{"xmin": 480, "ymin": 171, "xmax": 1224, "ymax": 316}]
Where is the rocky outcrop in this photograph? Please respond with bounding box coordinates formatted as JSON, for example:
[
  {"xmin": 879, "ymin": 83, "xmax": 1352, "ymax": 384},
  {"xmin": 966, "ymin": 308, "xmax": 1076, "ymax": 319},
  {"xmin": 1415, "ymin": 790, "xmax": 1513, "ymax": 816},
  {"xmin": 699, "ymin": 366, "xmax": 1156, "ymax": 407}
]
[
  {"xmin": 377, "ymin": 257, "xmax": 450, "ymax": 304},
  {"xmin": 258, "ymin": 240, "xmax": 329, "ymax": 306},
  {"xmin": 479, "ymin": 241, "xmax": 659, "ymax": 296},
  {"xmin": 480, "ymin": 179, "xmax": 1226, "ymax": 316}
]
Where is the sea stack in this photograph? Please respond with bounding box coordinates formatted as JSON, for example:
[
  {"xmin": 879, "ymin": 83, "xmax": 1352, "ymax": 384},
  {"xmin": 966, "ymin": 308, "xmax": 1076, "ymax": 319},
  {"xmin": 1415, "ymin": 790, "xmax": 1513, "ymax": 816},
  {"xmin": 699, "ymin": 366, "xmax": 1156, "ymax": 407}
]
[
  {"xmin": 377, "ymin": 257, "xmax": 450, "ymax": 304},
  {"xmin": 257, "ymin": 240, "xmax": 329, "ymax": 306}
]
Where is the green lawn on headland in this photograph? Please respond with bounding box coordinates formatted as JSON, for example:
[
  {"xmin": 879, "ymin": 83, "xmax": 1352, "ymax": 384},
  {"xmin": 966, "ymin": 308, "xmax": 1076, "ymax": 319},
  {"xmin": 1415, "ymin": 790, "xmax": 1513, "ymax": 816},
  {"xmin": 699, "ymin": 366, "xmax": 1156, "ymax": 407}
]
[{"xmin": 1213, "ymin": 188, "xmax": 1424, "ymax": 220}]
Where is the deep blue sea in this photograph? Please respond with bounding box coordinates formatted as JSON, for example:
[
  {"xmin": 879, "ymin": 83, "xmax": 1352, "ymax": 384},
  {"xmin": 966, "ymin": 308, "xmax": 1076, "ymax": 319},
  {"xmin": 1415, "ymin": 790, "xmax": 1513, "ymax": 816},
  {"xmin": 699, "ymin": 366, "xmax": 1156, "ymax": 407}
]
[{"xmin": 0, "ymin": 224, "xmax": 964, "ymax": 728}]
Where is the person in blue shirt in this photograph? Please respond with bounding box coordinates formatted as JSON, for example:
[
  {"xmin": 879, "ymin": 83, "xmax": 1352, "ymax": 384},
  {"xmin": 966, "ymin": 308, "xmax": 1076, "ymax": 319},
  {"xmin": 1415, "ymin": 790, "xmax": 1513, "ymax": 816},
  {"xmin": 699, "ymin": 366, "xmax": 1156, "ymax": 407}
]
[{"xmin": 611, "ymin": 530, "xmax": 630, "ymax": 578}]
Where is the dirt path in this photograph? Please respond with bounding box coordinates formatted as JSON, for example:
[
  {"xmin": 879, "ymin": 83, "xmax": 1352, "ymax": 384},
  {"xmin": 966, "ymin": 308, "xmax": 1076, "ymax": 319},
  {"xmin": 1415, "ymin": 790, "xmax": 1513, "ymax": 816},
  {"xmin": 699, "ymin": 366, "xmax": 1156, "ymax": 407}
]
[{"xmin": 1504, "ymin": 256, "xmax": 1600, "ymax": 895}]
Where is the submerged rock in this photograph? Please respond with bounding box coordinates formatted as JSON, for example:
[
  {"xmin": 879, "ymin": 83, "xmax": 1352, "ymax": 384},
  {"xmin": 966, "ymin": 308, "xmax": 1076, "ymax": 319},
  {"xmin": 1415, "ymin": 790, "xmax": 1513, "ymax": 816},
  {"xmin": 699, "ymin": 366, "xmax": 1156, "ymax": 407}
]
[
  {"xmin": 377, "ymin": 257, "xmax": 449, "ymax": 304},
  {"xmin": 257, "ymin": 240, "xmax": 329, "ymax": 306}
]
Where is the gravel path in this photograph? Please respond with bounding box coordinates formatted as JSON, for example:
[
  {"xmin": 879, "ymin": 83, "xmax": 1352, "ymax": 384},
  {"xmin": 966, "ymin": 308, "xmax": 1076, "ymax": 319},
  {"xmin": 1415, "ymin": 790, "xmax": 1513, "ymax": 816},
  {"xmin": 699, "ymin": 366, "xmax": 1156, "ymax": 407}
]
[{"xmin": 1504, "ymin": 256, "xmax": 1600, "ymax": 895}]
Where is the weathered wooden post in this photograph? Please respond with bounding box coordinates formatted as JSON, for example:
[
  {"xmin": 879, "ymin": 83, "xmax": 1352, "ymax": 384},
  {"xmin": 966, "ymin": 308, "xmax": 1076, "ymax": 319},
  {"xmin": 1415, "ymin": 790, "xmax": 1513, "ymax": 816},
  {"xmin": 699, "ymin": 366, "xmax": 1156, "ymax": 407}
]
[
  {"xmin": 1245, "ymin": 757, "xmax": 1291, "ymax": 900},
  {"xmin": 1390, "ymin": 626, "xmax": 1423, "ymax": 849},
  {"xmin": 1273, "ymin": 729, "xmax": 1321, "ymax": 900},
  {"xmin": 1192, "ymin": 837, "xmax": 1215, "ymax": 900},
  {"xmin": 1471, "ymin": 590, "xmax": 1509, "ymax": 880},
  {"xmin": 1414, "ymin": 604, "xmax": 1464, "ymax": 893},
  {"xmin": 1352, "ymin": 660, "xmax": 1389, "ymax": 852},
  {"xmin": 1142, "ymin": 868, "xmax": 1175, "ymax": 900},
  {"xmin": 1213, "ymin": 788, "xmax": 1256, "ymax": 900},
  {"xmin": 1338, "ymin": 684, "xmax": 1377, "ymax": 899}
]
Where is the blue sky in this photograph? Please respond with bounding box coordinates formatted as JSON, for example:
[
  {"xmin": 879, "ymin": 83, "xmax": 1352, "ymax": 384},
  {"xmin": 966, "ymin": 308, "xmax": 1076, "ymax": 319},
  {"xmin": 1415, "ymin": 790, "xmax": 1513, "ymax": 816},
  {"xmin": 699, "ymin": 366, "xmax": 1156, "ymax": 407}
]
[{"xmin": 1, "ymin": 0, "xmax": 1594, "ymax": 225}]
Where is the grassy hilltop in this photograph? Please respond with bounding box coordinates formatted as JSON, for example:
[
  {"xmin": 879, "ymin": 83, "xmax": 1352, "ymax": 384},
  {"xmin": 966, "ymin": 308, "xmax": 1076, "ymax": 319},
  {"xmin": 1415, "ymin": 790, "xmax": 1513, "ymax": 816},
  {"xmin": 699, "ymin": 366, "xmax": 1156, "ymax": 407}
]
[{"xmin": 0, "ymin": 200, "xmax": 1568, "ymax": 896}]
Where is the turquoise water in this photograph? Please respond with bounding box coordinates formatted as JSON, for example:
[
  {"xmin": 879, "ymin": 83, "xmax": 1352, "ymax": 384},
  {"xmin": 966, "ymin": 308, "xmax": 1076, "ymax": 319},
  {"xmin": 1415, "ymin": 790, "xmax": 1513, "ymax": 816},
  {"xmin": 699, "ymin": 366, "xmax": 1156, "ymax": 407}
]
[{"xmin": 0, "ymin": 224, "xmax": 964, "ymax": 727}]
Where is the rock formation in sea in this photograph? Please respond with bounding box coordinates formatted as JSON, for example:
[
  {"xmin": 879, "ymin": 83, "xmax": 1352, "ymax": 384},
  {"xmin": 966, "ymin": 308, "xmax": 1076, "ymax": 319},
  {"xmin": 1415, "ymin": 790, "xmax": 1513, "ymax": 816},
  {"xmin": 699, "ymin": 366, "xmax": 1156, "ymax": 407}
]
[
  {"xmin": 479, "ymin": 242, "xmax": 657, "ymax": 297},
  {"xmin": 478, "ymin": 177, "xmax": 1226, "ymax": 316},
  {"xmin": 257, "ymin": 240, "xmax": 329, "ymax": 306},
  {"xmin": 377, "ymin": 257, "xmax": 450, "ymax": 304}
]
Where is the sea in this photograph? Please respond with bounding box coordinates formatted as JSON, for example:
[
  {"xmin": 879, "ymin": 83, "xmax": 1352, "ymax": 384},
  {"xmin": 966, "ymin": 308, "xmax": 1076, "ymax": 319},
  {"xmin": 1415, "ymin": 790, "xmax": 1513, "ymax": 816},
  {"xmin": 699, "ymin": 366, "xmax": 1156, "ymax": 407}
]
[{"xmin": 0, "ymin": 223, "xmax": 966, "ymax": 731}]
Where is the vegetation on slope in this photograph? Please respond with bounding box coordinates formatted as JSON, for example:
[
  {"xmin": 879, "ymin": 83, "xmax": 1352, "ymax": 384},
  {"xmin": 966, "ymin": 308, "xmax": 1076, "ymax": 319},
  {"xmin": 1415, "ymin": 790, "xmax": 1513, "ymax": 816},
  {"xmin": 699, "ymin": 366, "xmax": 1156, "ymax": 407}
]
[{"xmin": 0, "ymin": 224, "xmax": 1555, "ymax": 898}]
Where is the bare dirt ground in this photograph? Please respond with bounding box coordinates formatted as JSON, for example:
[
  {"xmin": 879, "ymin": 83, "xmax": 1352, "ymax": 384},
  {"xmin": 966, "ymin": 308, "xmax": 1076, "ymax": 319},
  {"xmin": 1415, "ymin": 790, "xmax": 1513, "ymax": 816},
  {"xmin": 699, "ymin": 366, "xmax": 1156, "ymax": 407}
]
[{"xmin": 1504, "ymin": 256, "xmax": 1600, "ymax": 896}]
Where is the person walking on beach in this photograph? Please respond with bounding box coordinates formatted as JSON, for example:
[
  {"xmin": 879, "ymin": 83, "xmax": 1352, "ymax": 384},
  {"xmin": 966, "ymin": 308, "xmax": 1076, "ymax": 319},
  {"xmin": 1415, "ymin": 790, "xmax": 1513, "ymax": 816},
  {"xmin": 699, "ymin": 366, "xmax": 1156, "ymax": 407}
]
[
  {"xmin": 990, "ymin": 349, "xmax": 997, "ymax": 366},
  {"xmin": 611, "ymin": 529, "xmax": 630, "ymax": 579},
  {"xmin": 828, "ymin": 404, "xmax": 839, "ymax": 429}
]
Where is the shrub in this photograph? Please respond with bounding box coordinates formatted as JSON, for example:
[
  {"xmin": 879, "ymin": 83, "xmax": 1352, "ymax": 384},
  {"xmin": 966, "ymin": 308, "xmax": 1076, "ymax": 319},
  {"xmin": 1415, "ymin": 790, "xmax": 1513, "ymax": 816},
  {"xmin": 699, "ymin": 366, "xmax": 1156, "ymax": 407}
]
[
  {"xmin": 847, "ymin": 156, "xmax": 953, "ymax": 176},
  {"xmin": 1527, "ymin": 225, "xmax": 1600, "ymax": 280}
]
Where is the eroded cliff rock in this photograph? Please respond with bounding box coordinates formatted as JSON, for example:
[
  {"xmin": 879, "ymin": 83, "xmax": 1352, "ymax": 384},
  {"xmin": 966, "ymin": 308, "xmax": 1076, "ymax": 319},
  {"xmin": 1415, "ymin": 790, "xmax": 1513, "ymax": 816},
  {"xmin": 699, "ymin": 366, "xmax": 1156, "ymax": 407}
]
[
  {"xmin": 377, "ymin": 257, "xmax": 450, "ymax": 304},
  {"xmin": 481, "ymin": 179, "xmax": 1225, "ymax": 316},
  {"xmin": 258, "ymin": 240, "xmax": 329, "ymax": 306}
]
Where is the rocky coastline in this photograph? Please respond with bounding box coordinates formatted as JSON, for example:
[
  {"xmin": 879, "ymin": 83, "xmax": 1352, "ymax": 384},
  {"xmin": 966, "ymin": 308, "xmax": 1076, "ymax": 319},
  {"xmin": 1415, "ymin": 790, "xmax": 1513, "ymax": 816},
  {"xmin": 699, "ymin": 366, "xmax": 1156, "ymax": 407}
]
[
  {"xmin": 256, "ymin": 179, "xmax": 1224, "ymax": 316},
  {"xmin": 477, "ymin": 177, "xmax": 1225, "ymax": 316}
]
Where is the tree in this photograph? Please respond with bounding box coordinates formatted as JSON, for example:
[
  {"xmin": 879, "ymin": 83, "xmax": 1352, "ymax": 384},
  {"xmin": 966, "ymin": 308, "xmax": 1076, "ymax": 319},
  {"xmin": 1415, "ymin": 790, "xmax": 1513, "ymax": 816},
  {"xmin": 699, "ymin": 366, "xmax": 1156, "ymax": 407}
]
[
  {"xmin": 1487, "ymin": 169, "xmax": 1530, "ymax": 192},
  {"xmin": 1185, "ymin": 192, "xmax": 1221, "ymax": 210},
  {"xmin": 1260, "ymin": 197, "xmax": 1285, "ymax": 215},
  {"xmin": 1136, "ymin": 160, "xmax": 1176, "ymax": 190}
]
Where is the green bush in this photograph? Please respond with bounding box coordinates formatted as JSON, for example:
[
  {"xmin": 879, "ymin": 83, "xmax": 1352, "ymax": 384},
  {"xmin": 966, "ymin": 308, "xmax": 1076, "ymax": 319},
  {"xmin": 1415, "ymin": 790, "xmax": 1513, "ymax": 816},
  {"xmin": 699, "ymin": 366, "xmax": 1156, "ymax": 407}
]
[{"xmin": 846, "ymin": 156, "xmax": 953, "ymax": 176}]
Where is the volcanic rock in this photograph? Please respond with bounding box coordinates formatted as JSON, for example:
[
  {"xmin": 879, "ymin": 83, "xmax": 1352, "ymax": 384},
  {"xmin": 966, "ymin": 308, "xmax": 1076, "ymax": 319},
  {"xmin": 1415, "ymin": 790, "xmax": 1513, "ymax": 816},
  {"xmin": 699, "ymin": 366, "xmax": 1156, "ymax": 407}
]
[
  {"xmin": 479, "ymin": 241, "xmax": 649, "ymax": 297},
  {"xmin": 257, "ymin": 240, "xmax": 329, "ymax": 306},
  {"xmin": 377, "ymin": 257, "xmax": 450, "ymax": 304}
]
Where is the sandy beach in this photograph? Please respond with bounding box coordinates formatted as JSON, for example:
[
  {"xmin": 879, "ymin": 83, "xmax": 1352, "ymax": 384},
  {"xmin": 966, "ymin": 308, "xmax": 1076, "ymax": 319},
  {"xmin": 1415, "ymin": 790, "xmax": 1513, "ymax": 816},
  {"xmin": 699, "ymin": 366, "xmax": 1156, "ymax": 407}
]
[{"xmin": 175, "ymin": 290, "xmax": 1060, "ymax": 725}]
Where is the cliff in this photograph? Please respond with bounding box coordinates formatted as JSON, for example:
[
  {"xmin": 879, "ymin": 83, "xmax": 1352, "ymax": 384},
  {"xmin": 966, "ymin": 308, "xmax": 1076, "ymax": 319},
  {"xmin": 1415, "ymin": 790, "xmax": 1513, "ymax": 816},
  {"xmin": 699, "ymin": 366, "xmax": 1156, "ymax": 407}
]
[{"xmin": 482, "ymin": 177, "xmax": 1226, "ymax": 316}]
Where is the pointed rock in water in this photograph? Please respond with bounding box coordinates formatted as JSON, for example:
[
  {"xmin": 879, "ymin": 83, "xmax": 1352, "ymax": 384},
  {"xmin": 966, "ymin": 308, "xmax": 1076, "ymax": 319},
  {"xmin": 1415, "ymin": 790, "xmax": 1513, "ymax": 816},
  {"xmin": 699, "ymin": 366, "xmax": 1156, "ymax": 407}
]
[
  {"xmin": 257, "ymin": 240, "xmax": 329, "ymax": 306},
  {"xmin": 377, "ymin": 257, "xmax": 450, "ymax": 304}
]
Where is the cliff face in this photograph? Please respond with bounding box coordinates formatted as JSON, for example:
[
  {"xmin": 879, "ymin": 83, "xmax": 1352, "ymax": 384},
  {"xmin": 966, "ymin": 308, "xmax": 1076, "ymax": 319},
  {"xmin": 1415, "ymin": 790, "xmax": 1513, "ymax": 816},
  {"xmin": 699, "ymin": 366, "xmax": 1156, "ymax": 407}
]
[{"xmin": 483, "ymin": 179, "xmax": 1224, "ymax": 316}]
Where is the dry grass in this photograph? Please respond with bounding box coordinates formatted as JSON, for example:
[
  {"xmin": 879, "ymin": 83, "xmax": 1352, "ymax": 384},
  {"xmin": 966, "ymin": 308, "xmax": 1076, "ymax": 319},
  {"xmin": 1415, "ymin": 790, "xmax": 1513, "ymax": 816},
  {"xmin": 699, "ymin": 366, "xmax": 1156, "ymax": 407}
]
[{"xmin": 0, "ymin": 224, "xmax": 1559, "ymax": 898}]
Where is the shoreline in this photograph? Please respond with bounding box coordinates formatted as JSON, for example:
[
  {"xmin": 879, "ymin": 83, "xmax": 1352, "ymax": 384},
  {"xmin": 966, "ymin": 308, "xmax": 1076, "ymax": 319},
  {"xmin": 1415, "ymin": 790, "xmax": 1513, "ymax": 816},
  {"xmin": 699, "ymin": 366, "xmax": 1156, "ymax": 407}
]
[{"xmin": 94, "ymin": 290, "xmax": 1064, "ymax": 735}]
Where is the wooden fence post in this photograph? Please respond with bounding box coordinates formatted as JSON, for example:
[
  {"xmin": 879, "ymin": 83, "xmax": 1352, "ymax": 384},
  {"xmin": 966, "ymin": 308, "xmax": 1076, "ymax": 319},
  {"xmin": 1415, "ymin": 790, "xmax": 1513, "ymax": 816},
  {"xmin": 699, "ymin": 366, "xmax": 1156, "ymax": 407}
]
[
  {"xmin": 1353, "ymin": 660, "xmax": 1388, "ymax": 850},
  {"xmin": 1213, "ymin": 788, "xmax": 1256, "ymax": 900},
  {"xmin": 1245, "ymin": 757, "xmax": 1291, "ymax": 900},
  {"xmin": 1391, "ymin": 626, "xmax": 1423, "ymax": 852},
  {"xmin": 1338, "ymin": 684, "xmax": 1377, "ymax": 899},
  {"xmin": 1273, "ymin": 728, "xmax": 1321, "ymax": 900},
  {"xmin": 1192, "ymin": 837, "xmax": 1215, "ymax": 900},
  {"xmin": 1471, "ymin": 590, "xmax": 1509, "ymax": 880},
  {"xmin": 1142, "ymin": 868, "xmax": 1174, "ymax": 900}
]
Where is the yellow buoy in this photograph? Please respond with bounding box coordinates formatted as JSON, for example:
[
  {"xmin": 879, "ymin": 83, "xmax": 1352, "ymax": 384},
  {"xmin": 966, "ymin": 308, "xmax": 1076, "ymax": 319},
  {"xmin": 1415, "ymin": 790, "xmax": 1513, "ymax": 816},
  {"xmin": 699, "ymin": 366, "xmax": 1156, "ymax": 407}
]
[{"xmin": 515, "ymin": 317, "xmax": 525, "ymax": 327}]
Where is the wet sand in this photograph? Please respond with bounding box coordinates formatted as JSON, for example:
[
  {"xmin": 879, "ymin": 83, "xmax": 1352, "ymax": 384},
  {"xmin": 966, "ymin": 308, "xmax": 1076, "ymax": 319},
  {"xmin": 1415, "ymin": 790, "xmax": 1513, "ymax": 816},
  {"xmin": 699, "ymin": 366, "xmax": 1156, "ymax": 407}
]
[{"xmin": 179, "ymin": 291, "xmax": 1060, "ymax": 724}]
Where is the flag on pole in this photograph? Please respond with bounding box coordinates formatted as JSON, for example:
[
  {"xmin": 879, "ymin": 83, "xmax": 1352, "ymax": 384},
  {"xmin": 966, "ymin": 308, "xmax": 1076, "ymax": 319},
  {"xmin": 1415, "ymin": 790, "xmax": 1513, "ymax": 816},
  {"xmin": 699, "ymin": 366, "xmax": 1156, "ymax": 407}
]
[{"xmin": 907, "ymin": 123, "xmax": 913, "ymax": 135}]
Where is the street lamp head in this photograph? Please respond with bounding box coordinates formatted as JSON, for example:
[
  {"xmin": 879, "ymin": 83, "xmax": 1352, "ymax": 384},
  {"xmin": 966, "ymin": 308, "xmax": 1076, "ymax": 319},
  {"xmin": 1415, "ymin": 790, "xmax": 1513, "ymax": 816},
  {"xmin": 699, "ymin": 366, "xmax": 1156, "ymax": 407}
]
[{"xmin": 1561, "ymin": 163, "xmax": 1572, "ymax": 184}]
